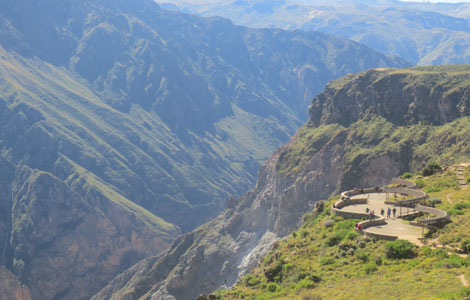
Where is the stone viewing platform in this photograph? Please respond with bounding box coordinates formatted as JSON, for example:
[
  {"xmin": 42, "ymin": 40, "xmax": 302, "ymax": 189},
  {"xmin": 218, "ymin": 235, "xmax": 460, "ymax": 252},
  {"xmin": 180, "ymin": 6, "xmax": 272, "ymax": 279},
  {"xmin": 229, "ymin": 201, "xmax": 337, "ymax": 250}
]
[{"xmin": 331, "ymin": 179, "xmax": 450, "ymax": 244}]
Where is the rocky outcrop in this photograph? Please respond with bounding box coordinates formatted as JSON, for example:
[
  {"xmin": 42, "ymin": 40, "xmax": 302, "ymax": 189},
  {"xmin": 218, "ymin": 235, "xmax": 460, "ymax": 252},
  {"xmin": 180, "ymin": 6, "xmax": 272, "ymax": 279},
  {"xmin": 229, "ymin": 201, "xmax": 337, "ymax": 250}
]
[{"xmin": 310, "ymin": 66, "xmax": 470, "ymax": 127}]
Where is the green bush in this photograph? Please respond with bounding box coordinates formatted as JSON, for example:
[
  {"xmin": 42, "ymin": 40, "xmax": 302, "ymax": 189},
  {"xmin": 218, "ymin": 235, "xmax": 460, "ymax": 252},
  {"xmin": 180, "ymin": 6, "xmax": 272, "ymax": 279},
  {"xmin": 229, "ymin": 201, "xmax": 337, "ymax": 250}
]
[
  {"xmin": 415, "ymin": 179, "xmax": 426, "ymax": 188},
  {"xmin": 356, "ymin": 251, "xmax": 369, "ymax": 263},
  {"xmin": 266, "ymin": 282, "xmax": 279, "ymax": 292},
  {"xmin": 308, "ymin": 273, "xmax": 321, "ymax": 283},
  {"xmin": 424, "ymin": 187, "xmax": 441, "ymax": 193},
  {"xmin": 320, "ymin": 257, "xmax": 335, "ymax": 265},
  {"xmin": 345, "ymin": 231, "xmax": 359, "ymax": 240},
  {"xmin": 402, "ymin": 172, "xmax": 413, "ymax": 179},
  {"xmin": 365, "ymin": 262, "xmax": 378, "ymax": 274},
  {"xmin": 435, "ymin": 255, "xmax": 470, "ymax": 268},
  {"xmin": 461, "ymin": 240, "xmax": 470, "ymax": 254},
  {"xmin": 454, "ymin": 202, "xmax": 470, "ymax": 210},
  {"xmin": 385, "ymin": 240, "xmax": 416, "ymax": 259},
  {"xmin": 243, "ymin": 275, "xmax": 260, "ymax": 287},
  {"xmin": 325, "ymin": 235, "xmax": 342, "ymax": 247},
  {"xmin": 264, "ymin": 261, "xmax": 283, "ymax": 282},
  {"xmin": 296, "ymin": 279, "xmax": 316, "ymax": 289}
]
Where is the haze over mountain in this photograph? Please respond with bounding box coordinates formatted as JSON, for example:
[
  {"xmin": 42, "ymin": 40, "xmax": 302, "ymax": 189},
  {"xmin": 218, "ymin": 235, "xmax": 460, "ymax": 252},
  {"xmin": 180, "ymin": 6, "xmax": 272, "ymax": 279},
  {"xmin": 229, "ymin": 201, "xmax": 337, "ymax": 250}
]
[
  {"xmin": 157, "ymin": 0, "xmax": 470, "ymax": 65},
  {"xmin": 92, "ymin": 65, "xmax": 470, "ymax": 300},
  {"xmin": 0, "ymin": 0, "xmax": 408, "ymax": 299}
]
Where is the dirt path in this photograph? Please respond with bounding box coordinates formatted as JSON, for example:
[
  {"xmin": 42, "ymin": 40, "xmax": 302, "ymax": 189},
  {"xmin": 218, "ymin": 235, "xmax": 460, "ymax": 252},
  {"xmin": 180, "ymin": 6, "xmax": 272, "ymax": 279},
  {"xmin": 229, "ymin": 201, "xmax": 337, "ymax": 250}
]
[
  {"xmin": 458, "ymin": 274, "xmax": 469, "ymax": 287},
  {"xmin": 446, "ymin": 192, "xmax": 454, "ymax": 205}
]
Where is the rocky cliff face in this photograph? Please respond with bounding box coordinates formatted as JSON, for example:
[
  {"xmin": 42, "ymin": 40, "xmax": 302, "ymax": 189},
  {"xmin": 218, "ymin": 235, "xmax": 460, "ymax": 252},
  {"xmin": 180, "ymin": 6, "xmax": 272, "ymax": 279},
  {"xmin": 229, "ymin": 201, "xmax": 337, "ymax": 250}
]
[
  {"xmin": 92, "ymin": 65, "xmax": 470, "ymax": 300},
  {"xmin": 0, "ymin": 267, "xmax": 31, "ymax": 300},
  {"xmin": 310, "ymin": 66, "xmax": 470, "ymax": 127}
]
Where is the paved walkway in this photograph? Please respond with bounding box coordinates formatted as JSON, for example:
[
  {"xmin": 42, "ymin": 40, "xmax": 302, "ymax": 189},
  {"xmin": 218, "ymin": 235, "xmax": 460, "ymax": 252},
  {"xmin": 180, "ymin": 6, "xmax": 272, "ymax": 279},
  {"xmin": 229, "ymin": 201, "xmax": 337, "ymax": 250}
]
[{"xmin": 343, "ymin": 193, "xmax": 427, "ymax": 243}]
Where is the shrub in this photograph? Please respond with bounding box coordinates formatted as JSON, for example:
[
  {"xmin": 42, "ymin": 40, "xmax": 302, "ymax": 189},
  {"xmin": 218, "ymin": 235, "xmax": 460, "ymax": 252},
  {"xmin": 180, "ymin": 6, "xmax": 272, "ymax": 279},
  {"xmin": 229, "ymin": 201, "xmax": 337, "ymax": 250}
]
[
  {"xmin": 461, "ymin": 240, "xmax": 470, "ymax": 254},
  {"xmin": 415, "ymin": 179, "xmax": 425, "ymax": 188},
  {"xmin": 458, "ymin": 287, "xmax": 470, "ymax": 298},
  {"xmin": 264, "ymin": 261, "xmax": 283, "ymax": 282},
  {"xmin": 320, "ymin": 257, "xmax": 335, "ymax": 265},
  {"xmin": 365, "ymin": 262, "xmax": 378, "ymax": 274},
  {"xmin": 346, "ymin": 231, "xmax": 359, "ymax": 240},
  {"xmin": 296, "ymin": 279, "xmax": 316, "ymax": 289},
  {"xmin": 385, "ymin": 240, "xmax": 416, "ymax": 259},
  {"xmin": 402, "ymin": 172, "xmax": 412, "ymax": 179},
  {"xmin": 423, "ymin": 162, "xmax": 441, "ymax": 176},
  {"xmin": 243, "ymin": 275, "xmax": 260, "ymax": 287},
  {"xmin": 266, "ymin": 282, "xmax": 279, "ymax": 292},
  {"xmin": 374, "ymin": 256, "xmax": 382, "ymax": 266},
  {"xmin": 454, "ymin": 202, "xmax": 470, "ymax": 210},
  {"xmin": 356, "ymin": 251, "xmax": 369, "ymax": 263},
  {"xmin": 424, "ymin": 187, "xmax": 441, "ymax": 193},
  {"xmin": 435, "ymin": 255, "xmax": 470, "ymax": 268},
  {"xmin": 325, "ymin": 235, "xmax": 342, "ymax": 247},
  {"xmin": 308, "ymin": 273, "xmax": 321, "ymax": 283}
]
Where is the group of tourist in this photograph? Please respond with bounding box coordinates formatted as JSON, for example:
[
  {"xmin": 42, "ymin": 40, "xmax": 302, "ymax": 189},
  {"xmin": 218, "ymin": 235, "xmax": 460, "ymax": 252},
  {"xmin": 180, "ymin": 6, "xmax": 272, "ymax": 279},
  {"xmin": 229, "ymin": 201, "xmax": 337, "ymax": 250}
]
[{"xmin": 365, "ymin": 207, "xmax": 397, "ymax": 219}]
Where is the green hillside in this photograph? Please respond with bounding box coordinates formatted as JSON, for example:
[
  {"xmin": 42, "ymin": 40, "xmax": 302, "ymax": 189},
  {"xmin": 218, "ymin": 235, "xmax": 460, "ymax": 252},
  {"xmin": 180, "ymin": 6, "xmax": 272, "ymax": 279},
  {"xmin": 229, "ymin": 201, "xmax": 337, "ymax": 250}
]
[{"xmin": 218, "ymin": 168, "xmax": 470, "ymax": 300}]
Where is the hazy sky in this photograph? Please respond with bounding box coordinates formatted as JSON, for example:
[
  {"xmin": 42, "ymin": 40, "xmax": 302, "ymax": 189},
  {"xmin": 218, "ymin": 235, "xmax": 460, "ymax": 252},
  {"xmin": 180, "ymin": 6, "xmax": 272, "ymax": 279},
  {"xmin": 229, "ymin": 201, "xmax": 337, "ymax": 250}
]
[{"xmin": 400, "ymin": 0, "xmax": 470, "ymax": 2}]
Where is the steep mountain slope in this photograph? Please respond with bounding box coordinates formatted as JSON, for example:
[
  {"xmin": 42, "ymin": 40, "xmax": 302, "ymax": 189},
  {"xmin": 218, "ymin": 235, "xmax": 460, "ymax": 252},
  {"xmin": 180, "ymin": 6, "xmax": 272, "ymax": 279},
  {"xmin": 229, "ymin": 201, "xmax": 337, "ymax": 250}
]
[
  {"xmin": 0, "ymin": 0, "xmax": 408, "ymax": 299},
  {"xmin": 92, "ymin": 65, "xmax": 470, "ymax": 300},
  {"xmin": 157, "ymin": 0, "xmax": 470, "ymax": 65}
]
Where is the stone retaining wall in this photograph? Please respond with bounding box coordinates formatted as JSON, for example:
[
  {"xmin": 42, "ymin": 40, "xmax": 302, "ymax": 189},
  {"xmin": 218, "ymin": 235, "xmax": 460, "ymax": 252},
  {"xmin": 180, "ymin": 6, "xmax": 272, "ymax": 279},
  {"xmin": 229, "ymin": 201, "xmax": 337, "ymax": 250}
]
[
  {"xmin": 382, "ymin": 186, "xmax": 427, "ymax": 205},
  {"xmin": 391, "ymin": 178, "xmax": 417, "ymax": 189},
  {"xmin": 341, "ymin": 187, "xmax": 383, "ymax": 198},
  {"xmin": 416, "ymin": 205, "xmax": 450, "ymax": 225},
  {"xmin": 356, "ymin": 217, "xmax": 398, "ymax": 241}
]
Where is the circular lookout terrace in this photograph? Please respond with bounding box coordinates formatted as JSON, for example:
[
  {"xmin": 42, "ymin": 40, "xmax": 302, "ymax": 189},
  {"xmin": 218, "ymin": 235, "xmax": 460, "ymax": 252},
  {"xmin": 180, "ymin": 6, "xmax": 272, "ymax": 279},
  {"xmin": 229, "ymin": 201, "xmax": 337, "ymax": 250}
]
[{"xmin": 332, "ymin": 179, "xmax": 450, "ymax": 243}]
